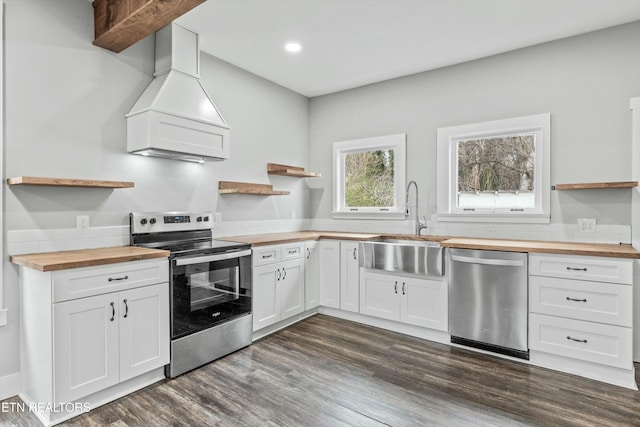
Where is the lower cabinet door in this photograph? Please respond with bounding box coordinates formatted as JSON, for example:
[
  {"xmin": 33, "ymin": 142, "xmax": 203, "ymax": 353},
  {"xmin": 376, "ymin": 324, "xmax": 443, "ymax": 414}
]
[
  {"xmin": 340, "ymin": 241, "xmax": 360, "ymax": 313},
  {"xmin": 304, "ymin": 241, "xmax": 320, "ymax": 310},
  {"xmin": 280, "ymin": 259, "xmax": 305, "ymax": 320},
  {"xmin": 53, "ymin": 292, "xmax": 120, "ymax": 403},
  {"xmin": 400, "ymin": 277, "xmax": 448, "ymax": 331},
  {"xmin": 359, "ymin": 271, "xmax": 400, "ymax": 321},
  {"xmin": 119, "ymin": 283, "xmax": 170, "ymax": 381},
  {"xmin": 253, "ymin": 264, "xmax": 280, "ymax": 331}
]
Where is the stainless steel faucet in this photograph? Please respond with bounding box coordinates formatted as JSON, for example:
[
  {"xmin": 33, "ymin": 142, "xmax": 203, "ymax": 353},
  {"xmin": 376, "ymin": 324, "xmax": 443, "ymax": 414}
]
[{"xmin": 406, "ymin": 180, "xmax": 427, "ymax": 236}]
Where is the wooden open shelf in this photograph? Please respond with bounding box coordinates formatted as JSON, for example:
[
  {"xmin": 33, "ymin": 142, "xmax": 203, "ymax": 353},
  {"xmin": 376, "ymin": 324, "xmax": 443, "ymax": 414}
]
[
  {"xmin": 267, "ymin": 163, "xmax": 320, "ymax": 178},
  {"xmin": 7, "ymin": 176, "xmax": 135, "ymax": 188},
  {"xmin": 218, "ymin": 181, "xmax": 289, "ymax": 196},
  {"xmin": 552, "ymin": 181, "xmax": 638, "ymax": 190}
]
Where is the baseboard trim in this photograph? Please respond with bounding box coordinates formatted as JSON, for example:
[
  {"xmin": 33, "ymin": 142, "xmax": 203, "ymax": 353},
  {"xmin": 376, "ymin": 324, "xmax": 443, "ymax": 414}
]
[{"xmin": 0, "ymin": 372, "xmax": 21, "ymax": 400}]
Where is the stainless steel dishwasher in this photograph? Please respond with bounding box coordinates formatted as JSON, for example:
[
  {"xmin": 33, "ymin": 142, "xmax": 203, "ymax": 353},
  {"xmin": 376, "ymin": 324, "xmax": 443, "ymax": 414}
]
[{"xmin": 449, "ymin": 248, "xmax": 528, "ymax": 359}]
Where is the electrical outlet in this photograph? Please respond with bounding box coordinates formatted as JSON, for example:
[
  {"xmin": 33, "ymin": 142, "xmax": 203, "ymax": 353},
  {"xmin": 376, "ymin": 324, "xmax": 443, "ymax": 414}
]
[
  {"xmin": 577, "ymin": 218, "xmax": 596, "ymax": 233},
  {"xmin": 76, "ymin": 215, "xmax": 90, "ymax": 230}
]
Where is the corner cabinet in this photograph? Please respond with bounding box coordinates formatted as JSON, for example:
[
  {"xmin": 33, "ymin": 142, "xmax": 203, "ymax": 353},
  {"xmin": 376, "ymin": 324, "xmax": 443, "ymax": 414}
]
[{"xmin": 19, "ymin": 258, "xmax": 170, "ymax": 426}]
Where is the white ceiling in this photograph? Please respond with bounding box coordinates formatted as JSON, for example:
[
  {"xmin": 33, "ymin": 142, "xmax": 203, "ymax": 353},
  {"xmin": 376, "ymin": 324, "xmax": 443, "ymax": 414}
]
[{"xmin": 176, "ymin": 0, "xmax": 640, "ymax": 97}]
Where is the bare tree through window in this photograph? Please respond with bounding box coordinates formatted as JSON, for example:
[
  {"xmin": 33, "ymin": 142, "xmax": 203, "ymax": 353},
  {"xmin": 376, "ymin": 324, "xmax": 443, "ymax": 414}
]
[{"xmin": 457, "ymin": 134, "xmax": 535, "ymax": 208}]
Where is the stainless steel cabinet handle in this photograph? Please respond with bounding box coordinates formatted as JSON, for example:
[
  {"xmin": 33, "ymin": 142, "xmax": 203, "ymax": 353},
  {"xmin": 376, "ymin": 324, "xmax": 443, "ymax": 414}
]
[
  {"xmin": 566, "ymin": 297, "xmax": 587, "ymax": 302},
  {"xmin": 394, "ymin": 281, "xmax": 398, "ymax": 294},
  {"xmin": 306, "ymin": 248, "xmax": 310, "ymax": 259},
  {"xmin": 566, "ymin": 267, "xmax": 587, "ymax": 272},
  {"xmin": 283, "ymin": 267, "xmax": 287, "ymax": 279},
  {"xmin": 110, "ymin": 302, "xmax": 115, "ymax": 322},
  {"xmin": 288, "ymin": 250, "xmax": 297, "ymax": 254},
  {"xmin": 108, "ymin": 275, "xmax": 129, "ymax": 282},
  {"xmin": 123, "ymin": 299, "xmax": 129, "ymax": 318},
  {"xmin": 402, "ymin": 282, "xmax": 406, "ymax": 295},
  {"xmin": 353, "ymin": 248, "xmax": 357, "ymax": 260},
  {"xmin": 566, "ymin": 336, "xmax": 588, "ymax": 343},
  {"xmin": 262, "ymin": 254, "xmax": 273, "ymax": 259},
  {"xmin": 276, "ymin": 269, "xmax": 281, "ymax": 281}
]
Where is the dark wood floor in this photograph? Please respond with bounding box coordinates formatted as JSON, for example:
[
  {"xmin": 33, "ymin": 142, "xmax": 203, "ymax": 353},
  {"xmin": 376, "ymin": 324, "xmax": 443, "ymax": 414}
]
[{"xmin": 2, "ymin": 314, "xmax": 640, "ymax": 426}]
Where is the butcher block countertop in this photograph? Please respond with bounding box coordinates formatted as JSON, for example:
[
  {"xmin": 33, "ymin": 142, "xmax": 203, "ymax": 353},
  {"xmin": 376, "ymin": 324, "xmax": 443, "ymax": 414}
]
[
  {"xmin": 441, "ymin": 238, "xmax": 640, "ymax": 259},
  {"xmin": 10, "ymin": 246, "xmax": 170, "ymax": 272},
  {"xmin": 225, "ymin": 231, "xmax": 640, "ymax": 259}
]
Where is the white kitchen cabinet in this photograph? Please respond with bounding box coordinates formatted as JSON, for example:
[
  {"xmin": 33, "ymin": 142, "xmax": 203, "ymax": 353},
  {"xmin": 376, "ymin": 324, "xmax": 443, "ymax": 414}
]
[
  {"xmin": 252, "ymin": 243, "xmax": 305, "ymax": 331},
  {"xmin": 360, "ymin": 270, "xmax": 448, "ymax": 331},
  {"xmin": 304, "ymin": 241, "xmax": 320, "ymax": 310},
  {"xmin": 53, "ymin": 292, "xmax": 120, "ymax": 403},
  {"xmin": 54, "ymin": 282, "xmax": 169, "ymax": 403},
  {"xmin": 340, "ymin": 241, "xmax": 360, "ymax": 313},
  {"xmin": 253, "ymin": 264, "xmax": 280, "ymax": 330},
  {"xmin": 319, "ymin": 240, "xmax": 340, "ymax": 308},
  {"xmin": 19, "ymin": 258, "xmax": 170, "ymax": 426},
  {"xmin": 528, "ymin": 253, "xmax": 636, "ymax": 389}
]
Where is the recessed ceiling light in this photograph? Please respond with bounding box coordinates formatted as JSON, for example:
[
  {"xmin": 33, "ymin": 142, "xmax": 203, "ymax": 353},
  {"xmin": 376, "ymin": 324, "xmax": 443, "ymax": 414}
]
[{"xmin": 285, "ymin": 42, "xmax": 302, "ymax": 53}]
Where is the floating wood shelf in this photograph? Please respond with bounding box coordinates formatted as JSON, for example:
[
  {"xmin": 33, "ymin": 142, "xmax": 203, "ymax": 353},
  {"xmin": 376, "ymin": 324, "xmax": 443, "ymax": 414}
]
[
  {"xmin": 267, "ymin": 163, "xmax": 321, "ymax": 178},
  {"xmin": 552, "ymin": 181, "xmax": 638, "ymax": 190},
  {"xmin": 7, "ymin": 176, "xmax": 135, "ymax": 188},
  {"xmin": 218, "ymin": 181, "xmax": 289, "ymax": 195},
  {"xmin": 92, "ymin": 0, "xmax": 205, "ymax": 53}
]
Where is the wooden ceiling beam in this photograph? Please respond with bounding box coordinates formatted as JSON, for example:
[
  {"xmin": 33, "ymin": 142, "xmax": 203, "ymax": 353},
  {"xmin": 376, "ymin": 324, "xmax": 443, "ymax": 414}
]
[{"xmin": 92, "ymin": 0, "xmax": 206, "ymax": 53}]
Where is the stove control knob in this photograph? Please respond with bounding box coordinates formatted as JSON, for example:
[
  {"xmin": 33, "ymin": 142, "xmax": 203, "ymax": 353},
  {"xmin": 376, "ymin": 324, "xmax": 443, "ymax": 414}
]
[
  {"xmin": 196, "ymin": 216, "xmax": 203, "ymax": 222},
  {"xmin": 140, "ymin": 218, "xmax": 148, "ymax": 225},
  {"xmin": 149, "ymin": 218, "xmax": 157, "ymax": 224},
  {"xmin": 203, "ymin": 216, "xmax": 210, "ymax": 222}
]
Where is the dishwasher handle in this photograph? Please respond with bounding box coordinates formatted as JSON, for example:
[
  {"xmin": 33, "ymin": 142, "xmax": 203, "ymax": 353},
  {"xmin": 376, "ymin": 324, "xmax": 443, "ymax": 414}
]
[{"xmin": 451, "ymin": 254, "xmax": 526, "ymax": 267}]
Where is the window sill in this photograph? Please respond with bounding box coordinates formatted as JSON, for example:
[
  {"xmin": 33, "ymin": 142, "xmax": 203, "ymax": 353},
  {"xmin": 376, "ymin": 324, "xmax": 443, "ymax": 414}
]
[
  {"xmin": 437, "ymin": 214, "xmax": 550, "ymax": 224},
  {"xmin": 332, "ymin": 211, "xmax": 406, "ymax": 220}
]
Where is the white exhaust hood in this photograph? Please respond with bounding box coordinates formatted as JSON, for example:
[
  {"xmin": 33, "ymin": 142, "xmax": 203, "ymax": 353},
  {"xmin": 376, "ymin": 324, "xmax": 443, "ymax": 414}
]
[{"xmin": 126, "ymin": 23, "xmax": 230, "ymax": 163}]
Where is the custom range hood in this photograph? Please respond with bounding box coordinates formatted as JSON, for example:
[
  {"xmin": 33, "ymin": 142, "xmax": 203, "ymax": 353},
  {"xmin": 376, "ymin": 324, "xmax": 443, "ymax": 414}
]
[{"xmin": 126, "ymin": 23, "xmax": 230, "ymax": 163}]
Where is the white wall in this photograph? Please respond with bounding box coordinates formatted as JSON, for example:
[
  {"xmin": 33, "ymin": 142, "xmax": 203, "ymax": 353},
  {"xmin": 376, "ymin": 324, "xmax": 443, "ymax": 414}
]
[
  {"xmin": 0, "ymin": 0, "xmax": 309, "ymax": 383},
  {"xmin": 308, "ymin": 21, "xmax": 640, "ymax": 225}
]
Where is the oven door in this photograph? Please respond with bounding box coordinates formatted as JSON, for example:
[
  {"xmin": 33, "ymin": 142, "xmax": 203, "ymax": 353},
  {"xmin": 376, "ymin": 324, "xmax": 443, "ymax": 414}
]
[{"xmin": 170, "ymin": 249, "xmax": 252, "ymax": 339}]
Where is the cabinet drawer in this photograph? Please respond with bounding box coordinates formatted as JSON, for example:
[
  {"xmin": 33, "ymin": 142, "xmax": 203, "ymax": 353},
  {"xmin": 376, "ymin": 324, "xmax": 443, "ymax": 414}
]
[
  {"xmin": 530, "ymin": 276, "xmax": 632, "ymax": 327},
  {"xmin": 252, "ymin": 246, "xmax": 281, "ymax": 266},
  {"xmin": 53, "ymin": 259, "xmax": 169, "ymax": 303},
  {"xmin": 529, "ymin": 254, "xmax": 632, "ymax": 285},
  {"xmin": 529, "ymin": 313, "xmax": 632, "ymax": 369},
  {"xmin": 281, "ymin": 242, "xmax": 304, "ymax": 260}
]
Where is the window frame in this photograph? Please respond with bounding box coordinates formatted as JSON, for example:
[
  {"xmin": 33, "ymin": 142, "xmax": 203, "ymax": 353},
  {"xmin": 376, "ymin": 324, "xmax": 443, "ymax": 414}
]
[
  {"xmin": 436, "ymin": 113, "xmax": 551, "ymax": 223},
  {"xmin": 332, "ymin": 133, "xmax": 406, "ymax": 219}
]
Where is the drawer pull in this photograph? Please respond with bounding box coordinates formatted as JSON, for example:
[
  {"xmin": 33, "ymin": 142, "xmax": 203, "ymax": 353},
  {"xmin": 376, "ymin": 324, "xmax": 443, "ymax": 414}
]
[
  {"xmin": 108, "ymin": 275, "xmax": 129, "ymax": 282},
  {"xmin": 566, "ymin": 336, "xmax": 588, "ymax": 343},
  {"xmin": 262, "ymin": 254, "xmax": 273, "ymax": 259},
  {"xmin": 566, "ymin": 267, "xmax": 587, "ymax": 272},
  {"xmin": 566, "ymin": 297, "xmax": 587, "ymax": 302},
  {"xmin": 288, "ymin": 250, "xmax": 298, "ymax": 255}
]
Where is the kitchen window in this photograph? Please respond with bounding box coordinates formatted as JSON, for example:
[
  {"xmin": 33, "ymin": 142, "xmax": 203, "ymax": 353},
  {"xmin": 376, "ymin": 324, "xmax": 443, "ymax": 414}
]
[
  {"xmin": 436, "ymin": 113, "xmax": 550, "ymax": 223},
  {"xmin": 333, "ymin": 134, "xmax": 406, "ymax": 219}
]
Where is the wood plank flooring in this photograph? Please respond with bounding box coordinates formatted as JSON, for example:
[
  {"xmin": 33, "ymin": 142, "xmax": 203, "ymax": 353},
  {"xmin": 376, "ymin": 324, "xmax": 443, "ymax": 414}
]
[{"xmin": 2, "ymin": 314, "xmax": 640, "ymax": 426}]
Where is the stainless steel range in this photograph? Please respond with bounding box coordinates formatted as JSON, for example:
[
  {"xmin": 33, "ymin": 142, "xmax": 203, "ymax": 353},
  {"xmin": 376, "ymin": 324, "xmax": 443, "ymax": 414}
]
[{"xmin": 130, "ymin": 212, "xmax": 252, "ymax": 378}]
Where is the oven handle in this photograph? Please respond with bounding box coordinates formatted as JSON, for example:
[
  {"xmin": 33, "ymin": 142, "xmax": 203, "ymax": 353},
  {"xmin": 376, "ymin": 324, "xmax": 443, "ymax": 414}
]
[{"xmin": 174, "ymin": 249, "xmax": 252, "ymax": 266}]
